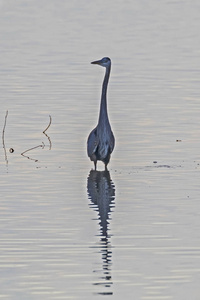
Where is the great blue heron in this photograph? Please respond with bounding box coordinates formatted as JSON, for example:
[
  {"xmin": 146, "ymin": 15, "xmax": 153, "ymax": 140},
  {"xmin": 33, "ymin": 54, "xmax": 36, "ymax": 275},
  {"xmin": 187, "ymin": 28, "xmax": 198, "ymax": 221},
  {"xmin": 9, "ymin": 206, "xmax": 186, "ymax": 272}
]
[{"xmin": 87, "ymin": 57, "xmax": 115, "ymax": 170}]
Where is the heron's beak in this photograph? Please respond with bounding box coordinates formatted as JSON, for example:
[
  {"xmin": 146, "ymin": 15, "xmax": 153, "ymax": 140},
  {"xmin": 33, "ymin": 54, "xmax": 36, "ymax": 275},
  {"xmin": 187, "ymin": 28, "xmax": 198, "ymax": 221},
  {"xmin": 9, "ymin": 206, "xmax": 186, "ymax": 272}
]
[{"xmin": 91, "ymin": 59, "xmax": 101, "ymax": 65}]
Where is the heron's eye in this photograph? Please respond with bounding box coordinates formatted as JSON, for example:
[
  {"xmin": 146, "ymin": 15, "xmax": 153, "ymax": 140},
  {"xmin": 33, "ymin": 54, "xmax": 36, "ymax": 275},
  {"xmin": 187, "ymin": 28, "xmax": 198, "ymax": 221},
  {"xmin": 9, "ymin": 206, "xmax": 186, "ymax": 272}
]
[{"xmin": 103, "ymin": 57, "xmax": 109, "ymax": 63}]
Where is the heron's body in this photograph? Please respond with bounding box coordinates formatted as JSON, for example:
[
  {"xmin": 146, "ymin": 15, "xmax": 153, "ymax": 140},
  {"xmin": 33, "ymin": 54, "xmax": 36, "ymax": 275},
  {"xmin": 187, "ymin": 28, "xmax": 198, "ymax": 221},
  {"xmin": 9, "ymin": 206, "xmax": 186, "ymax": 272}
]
[{"xmin": 87, "ymin": 57, "xmax": 115, "ymax": 170}]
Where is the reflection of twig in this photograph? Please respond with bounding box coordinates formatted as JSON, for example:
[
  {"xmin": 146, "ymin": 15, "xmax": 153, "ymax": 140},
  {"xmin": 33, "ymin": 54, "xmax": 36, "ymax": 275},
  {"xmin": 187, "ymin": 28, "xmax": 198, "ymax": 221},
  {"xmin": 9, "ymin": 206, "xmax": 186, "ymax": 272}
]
[
  {"xmin": 43, "ymin": 115, "xmax": 52, "ymax": 150},
  {"xmin": 21, "ymin": 143, "xmax": 45, "ymax": 162},
  {"xmin": 2, "ymin": 110, "xmax": 8, "ymax": 165}
]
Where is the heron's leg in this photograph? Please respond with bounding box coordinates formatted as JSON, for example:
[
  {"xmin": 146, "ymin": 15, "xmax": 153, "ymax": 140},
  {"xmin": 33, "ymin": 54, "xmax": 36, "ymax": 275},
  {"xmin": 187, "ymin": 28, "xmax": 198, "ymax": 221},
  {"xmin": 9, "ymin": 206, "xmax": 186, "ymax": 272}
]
[
  {"xmin": 104, "ymin": 154, "xmax": 110, "ymax": 171},
  {"xmin": 104, "ymin": 163, "xmax": 108, "ymax": 171},
  {"xmin": 94, "ymin": 161, "xmax": 97, "ymax": 171}
]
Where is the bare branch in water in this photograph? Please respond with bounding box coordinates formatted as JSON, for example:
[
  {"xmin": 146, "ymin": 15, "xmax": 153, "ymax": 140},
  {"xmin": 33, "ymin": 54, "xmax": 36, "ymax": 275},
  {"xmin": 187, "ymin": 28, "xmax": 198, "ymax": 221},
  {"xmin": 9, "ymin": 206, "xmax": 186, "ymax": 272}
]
[
  {"xmin": 43, "ymin": 115, "xmax": 52, "ymax": 133},
  {"xmin": 43, "ymin": 115, "xmax": 52, "ymax": 150},
  {"xmin": 2, "ymin": 110, "xmax": 8, "ymax": 165},
  {"xmin": 21, "ymin": 115, "xmax": 51, "ymax": 162},
  {"xmin": 21, "ymin": 143, "xmax": 45, "ymax": 162}
]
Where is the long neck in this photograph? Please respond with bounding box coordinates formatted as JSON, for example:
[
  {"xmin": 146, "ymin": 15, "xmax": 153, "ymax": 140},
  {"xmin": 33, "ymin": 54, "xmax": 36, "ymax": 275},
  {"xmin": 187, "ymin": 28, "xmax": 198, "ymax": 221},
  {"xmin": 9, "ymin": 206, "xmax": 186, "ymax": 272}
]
[{"xmin": 98, "ymin": 65, "xmax": 111, "ymax": 125}]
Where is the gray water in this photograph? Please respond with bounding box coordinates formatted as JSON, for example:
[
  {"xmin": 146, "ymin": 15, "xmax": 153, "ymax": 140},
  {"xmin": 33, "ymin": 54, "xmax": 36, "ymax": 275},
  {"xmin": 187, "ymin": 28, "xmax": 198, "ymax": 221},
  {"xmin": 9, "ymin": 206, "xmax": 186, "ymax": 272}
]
[{"xmin": 1, "ymin": 0, "xmax": 200, "ymax": 299}]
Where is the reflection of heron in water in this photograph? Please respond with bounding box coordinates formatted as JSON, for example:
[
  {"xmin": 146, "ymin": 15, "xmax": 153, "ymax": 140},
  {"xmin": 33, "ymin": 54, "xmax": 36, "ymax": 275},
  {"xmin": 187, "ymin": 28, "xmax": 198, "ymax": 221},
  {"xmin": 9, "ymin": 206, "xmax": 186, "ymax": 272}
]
[
  {"xmin": 87, "ymin": 57, "xmax": 115, "ymax": 171},
  {"xmin": 87, "ymin": 169, "xmax": 115, "ymax": 295},
  {"xmin": 87, "ymin": 170, "xmax": 115, "ymax": 237}
]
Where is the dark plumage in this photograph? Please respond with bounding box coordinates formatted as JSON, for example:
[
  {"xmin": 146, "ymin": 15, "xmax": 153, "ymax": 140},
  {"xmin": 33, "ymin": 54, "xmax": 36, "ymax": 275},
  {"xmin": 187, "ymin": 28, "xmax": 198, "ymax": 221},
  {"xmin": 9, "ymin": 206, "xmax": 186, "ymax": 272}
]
[{"xmin": 87, "ymin": 57, "xmax": 115, "ymax": 170}]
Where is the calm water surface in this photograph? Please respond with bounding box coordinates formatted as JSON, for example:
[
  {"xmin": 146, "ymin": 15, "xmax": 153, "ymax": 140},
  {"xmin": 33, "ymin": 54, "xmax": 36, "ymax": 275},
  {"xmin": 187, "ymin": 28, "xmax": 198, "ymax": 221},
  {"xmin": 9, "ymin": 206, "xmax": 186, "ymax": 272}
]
[{"xmin": 1, "ymin": 0, "xmax": 200, "ymax": 299}]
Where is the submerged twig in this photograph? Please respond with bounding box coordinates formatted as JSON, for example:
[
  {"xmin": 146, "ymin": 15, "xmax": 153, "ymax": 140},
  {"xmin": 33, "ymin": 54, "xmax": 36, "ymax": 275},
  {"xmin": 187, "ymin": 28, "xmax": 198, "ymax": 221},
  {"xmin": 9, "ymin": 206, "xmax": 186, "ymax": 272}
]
[
  {"xmin": 2, "ymin": 110, "xmax": 8, "ymax": 165},
  {"xmin": 43, "ymin": 115, "xmax": 52, "ymax": 150},
  {"xmin": 43, "ymin": 115, "xmax": 52, "ymax": 134},
  {"xmin": 21, "ymin": 142, "xmax": 45, "ymax": 162},
  {"xmin": 21, "ymin": 115, "xmax": 52, "ymax": 162}
]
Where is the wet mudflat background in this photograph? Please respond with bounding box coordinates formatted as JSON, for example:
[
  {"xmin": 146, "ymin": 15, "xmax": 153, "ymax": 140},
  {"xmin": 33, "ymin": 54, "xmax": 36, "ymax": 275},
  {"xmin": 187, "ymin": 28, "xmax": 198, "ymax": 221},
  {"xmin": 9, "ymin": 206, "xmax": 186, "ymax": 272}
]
[{"xmin": 1, "ymin": 1, "xmax": 200, "ymax": 299}]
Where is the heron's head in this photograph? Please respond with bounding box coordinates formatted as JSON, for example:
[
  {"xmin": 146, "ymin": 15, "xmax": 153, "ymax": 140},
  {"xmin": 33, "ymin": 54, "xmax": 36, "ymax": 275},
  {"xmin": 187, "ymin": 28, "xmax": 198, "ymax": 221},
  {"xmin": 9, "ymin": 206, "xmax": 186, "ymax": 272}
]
[{"xmin": 91, "ymin": 57, "xmax": 111, "ymax": 68}]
